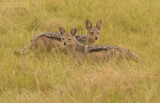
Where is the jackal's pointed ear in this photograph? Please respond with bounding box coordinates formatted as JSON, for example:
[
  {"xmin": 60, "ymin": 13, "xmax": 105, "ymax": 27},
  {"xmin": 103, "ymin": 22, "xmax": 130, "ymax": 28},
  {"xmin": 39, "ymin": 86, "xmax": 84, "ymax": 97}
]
[
  {"xmin": 70, "ymin": 28, "xmax": 77, "ymax": 36},
  {"xmin": 85, "ymin": 19, "xmax": 92, "ymax": 30},
  {"xmin": 59, "ymin": 26, "xmax": 65, "ymax": 35},
  {"xmin": 96, "ymin": 19, "xmax": 102, "ymax": 30}
]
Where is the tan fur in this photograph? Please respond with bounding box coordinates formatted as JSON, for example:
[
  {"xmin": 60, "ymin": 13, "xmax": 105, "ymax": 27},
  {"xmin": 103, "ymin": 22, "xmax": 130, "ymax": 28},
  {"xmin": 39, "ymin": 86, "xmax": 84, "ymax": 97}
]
[
  {"xmin": 60, "ymin": 28, "xmax": 77, "ymax": 54},
  {"xmin": 60, "ymin": 31, "xmax": 139, "ymax": 64},
  {"xmin": 14, "ymin": 36, "xmax": 62, "ymax": 55},
  {"xmin": 35, "ymin": 36, "xmax": 62, "ymax": 52},
  {"xmin": 85, "ymin": 19, "xmax": 102, "ymax": 44},
  {"xmin": 88, "ymin": 49, "xmax": 138, "ymax": 62},
  {"xmin": 14, "ymin": 19, "xmax": 102, "ymax": 55},
  {"xmin": 59, "ymin": 27, "xmax": 86, "ymax": 64}
]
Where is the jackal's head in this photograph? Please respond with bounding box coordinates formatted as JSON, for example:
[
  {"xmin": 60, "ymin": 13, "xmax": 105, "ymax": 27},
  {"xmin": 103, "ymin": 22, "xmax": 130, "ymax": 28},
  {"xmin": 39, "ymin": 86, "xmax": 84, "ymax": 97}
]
[
  {"xmin": 85, "ymin": 19, "xmax": 102, "ymax": 44},
  {"xmin": 59, "ymin": 26, "xmax": 77, "ymax": 47}
]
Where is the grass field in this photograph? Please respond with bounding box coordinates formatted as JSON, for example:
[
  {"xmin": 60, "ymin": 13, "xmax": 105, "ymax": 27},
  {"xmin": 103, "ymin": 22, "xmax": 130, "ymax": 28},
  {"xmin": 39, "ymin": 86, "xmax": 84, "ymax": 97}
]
[{"xmin": 0, "ymin": 0, "xmax": 160, "ymax": 102}]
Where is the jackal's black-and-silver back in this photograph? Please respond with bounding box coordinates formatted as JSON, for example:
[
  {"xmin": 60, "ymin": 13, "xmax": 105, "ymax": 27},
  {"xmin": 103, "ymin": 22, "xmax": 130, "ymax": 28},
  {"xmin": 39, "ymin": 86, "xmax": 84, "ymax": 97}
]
[
  {"xmin": 86, "ymin": 45, "xmax": 139, "ymax": 62},
  {"xmin": 87, "ymin": 45, "xmax": 122, "ymax": 52},
  {"xmin": 73, "ymin": 42, "xmax": 139, "ymax": 62}
]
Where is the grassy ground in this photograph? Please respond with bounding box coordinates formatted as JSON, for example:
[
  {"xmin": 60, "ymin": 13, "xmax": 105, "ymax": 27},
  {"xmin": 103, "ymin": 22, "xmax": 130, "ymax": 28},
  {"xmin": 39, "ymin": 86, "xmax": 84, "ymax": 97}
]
[{"xmin": 0, "ymin": 0, "xmax": 160, "ymax": 102}]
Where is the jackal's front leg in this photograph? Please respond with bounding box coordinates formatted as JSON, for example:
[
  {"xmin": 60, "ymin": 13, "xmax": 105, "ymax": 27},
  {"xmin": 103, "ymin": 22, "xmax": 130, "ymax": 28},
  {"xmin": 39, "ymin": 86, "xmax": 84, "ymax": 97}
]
[{"xmin": 72, "ymin": 52, "xmax": 86, "ymax": 65}]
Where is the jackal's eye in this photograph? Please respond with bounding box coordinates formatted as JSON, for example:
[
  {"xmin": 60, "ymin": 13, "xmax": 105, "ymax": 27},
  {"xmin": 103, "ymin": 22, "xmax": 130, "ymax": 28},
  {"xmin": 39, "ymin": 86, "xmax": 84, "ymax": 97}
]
[
  {"xmin": 90, "ymin": 32, "xmax": 94, "ymax": 34},
  {"xmin": 97, "ymin": 32, "xmax": 99, "ymax": 34},
  {"xmin": 68, "ymin": 38, "xmax": 71, "ymax": 41},
  {"xmin": 61, "ymin": 38, "xmax": 64, "ymax": 40}
]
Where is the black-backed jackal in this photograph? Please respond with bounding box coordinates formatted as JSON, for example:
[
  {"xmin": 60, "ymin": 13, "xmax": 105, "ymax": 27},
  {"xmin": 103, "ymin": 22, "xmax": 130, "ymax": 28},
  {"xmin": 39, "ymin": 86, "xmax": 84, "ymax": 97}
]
[
  {"xmin": 59, "ymin": 27, "xmax": 139, "ymax": 63},
  {"xmin": 75, "ymin": 19, "xmax": 102, "ymax": 45},
  {"xmin": 14, "ymin": 19, "xmax": 102, "ymax": 55}
]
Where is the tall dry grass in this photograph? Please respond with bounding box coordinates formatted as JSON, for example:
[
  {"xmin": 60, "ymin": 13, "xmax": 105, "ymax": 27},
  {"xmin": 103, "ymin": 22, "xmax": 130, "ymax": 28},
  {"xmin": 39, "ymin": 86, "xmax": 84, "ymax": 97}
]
[{"xmin": 0, "ymin": 0, "xmax": 160, "ymax": 102}]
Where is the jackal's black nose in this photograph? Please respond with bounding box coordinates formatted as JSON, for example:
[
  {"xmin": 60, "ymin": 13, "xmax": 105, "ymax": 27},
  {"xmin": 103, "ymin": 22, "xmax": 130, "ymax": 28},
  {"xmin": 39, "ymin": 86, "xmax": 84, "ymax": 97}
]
[
  {"xmin": 64, "ymin": 42, "xmax": 66, "ymax": 45},
  {"xmin": 95, "ymin": 37, "xmax": 98, "ymax": 40}
]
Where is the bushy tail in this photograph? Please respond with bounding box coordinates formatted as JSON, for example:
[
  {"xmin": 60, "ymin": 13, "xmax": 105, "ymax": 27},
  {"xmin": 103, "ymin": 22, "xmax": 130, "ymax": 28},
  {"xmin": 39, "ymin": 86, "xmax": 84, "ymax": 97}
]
[{"xmin": 14, "ymin": 41, "xmax": 35, "ymax": 55}]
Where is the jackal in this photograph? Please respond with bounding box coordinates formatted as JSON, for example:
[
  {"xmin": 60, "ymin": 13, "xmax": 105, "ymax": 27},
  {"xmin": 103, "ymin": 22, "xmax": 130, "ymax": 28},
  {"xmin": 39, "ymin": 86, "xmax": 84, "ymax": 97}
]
[
  {"xmin": 60, "ymin": 27, "xmax": 139, "ymax": 63},
  {"xmin": 14, "ymin": 31, "xmax": 62, "ymax": 55},
  {"xmin": 75, "ymin": 19, "xmax": 102, "ymax": 45},
  {"xmin": 14, "ymin": 19, "xmax": 102, "ymax": 55}
]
